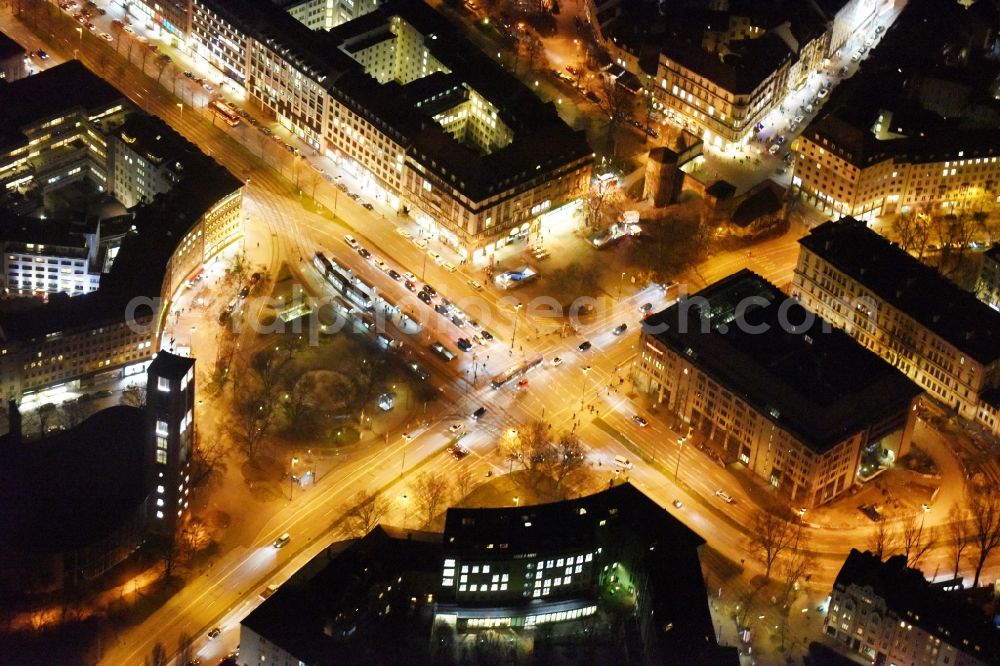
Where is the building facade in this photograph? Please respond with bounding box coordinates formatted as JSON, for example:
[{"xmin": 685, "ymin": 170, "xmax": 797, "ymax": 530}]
[
  {"xmin": 2, "ymin": 227, "xmax": 104, "ymax": 298},
  {"xmin": 240, "ymin": 485, "xmax": 738, "ymax": 664},
  {"xmin": 168, "ymin": 0, "xmax": 592, "ymax": 260},
  {"xmin": 790, "ymin": 117, "xmax": 1000, "ymax": 220},
  {"xmin": 974, "ymin": 244, "xmax": 1000, "ymax": 311},
  {"xmin": 792, "ymin": 218, "xmax": 1000, "ymax": 435},
  {"xmin": 145, "ymin": 351, "xmax": 196, "ymax": 539},
  {"xmin": 0, "ymin": 30, "xmax": 26, "ymax": 83},
  {"xmin": 633, "ymin": 270, "xmax": 921, "ymax": 507},
  {"xmin": 825, "ymin": 550, "xmax": 1000, "ymax": 666}
]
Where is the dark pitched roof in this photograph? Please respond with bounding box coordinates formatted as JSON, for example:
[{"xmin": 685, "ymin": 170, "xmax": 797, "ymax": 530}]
[
  {"xmin": 834, "ymin": 549, "xmax": 1000, "ymax": 661},
  {"xmin": 731, "ymin": 186, "xmax": 781, "ymax": 227},
  {"xmin": 241, "ymin": 526, "xmax": 444, "ymax": 665},
  {"xmin": 0, "ymin": 406, "xmax": 147, "ymax": 551},
  {"xmin": 706, "ymin": 180, "xmax": 737, "ymax": 200},
  {"xmin": 643, "ymin": 270, "xmax": 922, "ymax": 452},
  {"xmin": 799, "ymin": 218, "xmax": 1000, "ymax": 364}
]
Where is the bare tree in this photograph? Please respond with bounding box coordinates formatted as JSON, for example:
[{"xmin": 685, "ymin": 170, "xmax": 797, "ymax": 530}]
[
  {"xmin": 230, "ymin": 345, "xmax": 296, "ymax": 457},
  {"xmin": 190, "ymin": 429, "xmax": 227, "ymax": 486},
  {"xmin": 597, "ymin": 75, "xmax": 632, "ymax": 156},
  {"xmin": 307, "ymin": 167, "xmax": 323, "ymax": 201},
  {"xmin": 947, "ymin": 504, "xmax": 971, "ymax": 582},
  {"xmin": 343, "ymin": 488, "xmax": 391, "ymax": 537},
  {"xmin": 890, "ymin": 212, "xmax": 931, "ymax": 258},
  {"xmin": 778, "ymin": 524, "xmax": 814, "ymax": 608},
  {"xmin": 967, "ymin": 491, "xmax": 1000, "ymax": 587},
  {"xmin": 412, "ymin": 471, "xmax": 452, "ymax": 527},
  {"xmin": 867, "ymin": 516, "xmax": 901, "ymax": 560},
  {"xmin": 61, "ymin": 399, "xmax": 89, "ymax": 428},
  {"xmin": 550, "ymin": 430, "xmax": 586, "ymax": 494},
  {"xmin": 121, "ymin": 382, "xmax": 147, "ymax": 408},
  {"xmin": 454, "ymin": 466, "xmax": 476, "ymax": 502},
  {"xmin": 747, "ymin": 510, "xmax": 797, "ymax": 578},
  {"xmin": 900, "ymin": 514, "xmax": 936, "ymax": 569}
]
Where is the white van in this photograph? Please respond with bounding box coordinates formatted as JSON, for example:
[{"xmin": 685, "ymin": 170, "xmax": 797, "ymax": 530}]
[{"xmin": 613, "ymin": 455, "xmax": 633, "ymax": 470}]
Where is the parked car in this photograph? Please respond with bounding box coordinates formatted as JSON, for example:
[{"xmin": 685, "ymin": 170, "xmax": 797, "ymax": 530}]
[
  {"xmin": 456, "ymin": 338, "xmax": 473, "ymax": 352},
  {"xmin": 362, "ymin": 202, "xmax": 374, "ymax": 211},
  {"xmin": 639, "ymin": 302, "xmax": 653, "ymax": 313},
  {"xmin": 551, "ymin": 356, "xmax": 563, "ymax": 366},
  {"xmin": 715, "ymin": 490, "xmax": 735, "ymax": 504},
  {"xmin": 208, "ymin": 627, "xmax": 222, "ymax": 639},
  {"xmin": 357, "ymin": 247, "xmax": 371, "ymax": 259},
  {"xmin": 578, "ymin": 340, "xmax": 592, "ymax": 351},
  {"xmin": 479, "ymin": 330, "xmax": 494, "ymax": 342},
  {"xmin": 344, "ymin": 234, "xmax": 359, "ymax": 248},
  {"xmin": 387, "ymin": 269, "xmax": 402, "ymax": 281}
]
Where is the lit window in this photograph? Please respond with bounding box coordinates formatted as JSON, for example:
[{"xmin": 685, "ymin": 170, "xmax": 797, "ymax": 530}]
[
  {"xmin": 157, "ymin": 485, "xmax": 164, "ymax": 494},
  {"xmin": 156, "ymin": 450, "xmax": 167, "ymax": 464},
  {"xmin": 156, "ymin": 511, "xmax": 164, "ymax": 519},
  {"xmin": 157, "ymin": 376, "xmax": 170, "ymax": 392},
  {"xmin": 156, "ymin": 420, "xmax": 169, "ymax": 436},
  {"xmin": 157, "ymin": 499, "xmax": 164, "ymax": 507}
]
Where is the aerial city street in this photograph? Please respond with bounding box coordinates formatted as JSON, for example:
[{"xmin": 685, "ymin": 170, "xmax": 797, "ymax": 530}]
[{"xmin": 1, "ymin": 0, "xmax": 1000, "ymax": 664}]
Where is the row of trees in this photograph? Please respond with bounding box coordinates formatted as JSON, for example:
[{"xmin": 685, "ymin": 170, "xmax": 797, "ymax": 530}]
[
  {"xmin": 500, "ymin": 420, "xmax": 587, "ymax": 497},
  {"xmin": 747, "ymin": 491, "xmax": 1000, "ymax": 594},
  {"xmin": 890, "ymin": 210, "xmax": 990, "ymax": 275},
  {"xmin": 341, "ymin": 466, "xmax": 484, "ymax": 535},
  {"xmin": 869, "ymin": 493, "xmax": 1000, "ymax": 588}
]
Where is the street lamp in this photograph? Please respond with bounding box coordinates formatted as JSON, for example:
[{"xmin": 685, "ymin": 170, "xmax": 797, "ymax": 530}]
[
  {"xmin": 580, "ymin": 365, "xmax": 591, "ymax": 410},
  {"xmin": 618, "ymin": 272, "xmax": 626, "ymax": 301},
  {"xmin": 513, "ymin": 496, "xmax": 520, "ymax": 507},
  {"xmin": 288, "ymin": 456, "xmax": 299, "ymax": 500},
  {"xmin": 510, "ymin": 302, "xmax": 524, "ymax": 351},
  {"xmin": 401, "ymin": 494, "xmax": 409, "ymax": 529},
  {"xmin": 176, "ymin": 102, "xmax": 184, "ymax": 117}
]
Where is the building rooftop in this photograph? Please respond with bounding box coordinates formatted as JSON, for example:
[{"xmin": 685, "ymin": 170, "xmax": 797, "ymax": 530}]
[
  {"xmin": 0, "ymin": 29, "xmax": 25, "ymax": 61},
  {"xmin": 834, "ymin": 549, "xmax": 1000, "ymax": 662},
  {"xmin": 117, "ymin": 114, "xmax": 205, "ymax": 173},
  {"xmin": 148, "ymin": 349, "xmax": 194, "ymax": 379},
  {"xmin": 0, "ymin": 405, "xmax": 147, "ymax": 551},
  {"xmin": 643, "ymin": 270, "xmax": 922, "ymax": 452},
  {"xmin": 241, "ymin": 526, "xmax": 444, "ymax": 665},
  {"xmin": 244, "ymin": 485, "xmax": 737, "ymax": 664},
  {"xmin": 318, "ymin": 0, "xmax": 592, "ymax": 201},
  {"xmin": 444, "ymin": 482, "xmax": 705, "ymax": 558},
  {"xmin": 0, "ymin": 60, "xmax": 125, "ymax": 140},
  {"xmin": 799, "ymin": 218, "xmax": 1000, "ymax": 365}
]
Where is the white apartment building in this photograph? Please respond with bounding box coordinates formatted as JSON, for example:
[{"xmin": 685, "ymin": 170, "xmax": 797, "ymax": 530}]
[
  {"xmin": 633, "ymin": 270, "xmax": 921, "ymax": 508},
  {"xmin": 792, "ymin": 218, "xmax": 1000, "ymax": 436},
  {"xmin": 825, "ymin": 550, "xmax": 999, "ymax": 666},
  {"xmin": 2, "ymin": 235, "xmax": 103, "ymax": 298},
  {"xmin": 791, "ymin": 116, "xmax": 1000, "ymax": 220}
]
